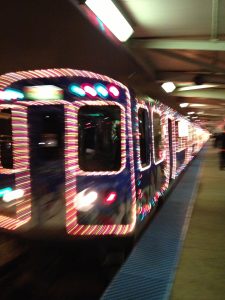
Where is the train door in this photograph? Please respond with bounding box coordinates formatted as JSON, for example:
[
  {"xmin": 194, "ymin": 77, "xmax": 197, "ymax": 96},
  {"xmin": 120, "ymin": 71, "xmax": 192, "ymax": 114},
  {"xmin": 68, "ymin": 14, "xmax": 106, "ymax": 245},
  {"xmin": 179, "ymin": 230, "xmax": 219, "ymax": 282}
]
[
  {"xmin": 168, "ymin": 118, "xmax": 173, "ymax": 180},
  {"xmin": 28, "ymin": 104, "xmax": 66, "ymax": 228},
  {"xmin": 152, "ymin": 110, "xmax": 167, "ymax": 193}
]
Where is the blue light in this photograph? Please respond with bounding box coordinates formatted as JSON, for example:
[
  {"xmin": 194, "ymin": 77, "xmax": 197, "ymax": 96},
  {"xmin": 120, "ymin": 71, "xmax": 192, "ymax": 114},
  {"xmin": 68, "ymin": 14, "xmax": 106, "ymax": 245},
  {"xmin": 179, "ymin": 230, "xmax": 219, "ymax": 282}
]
[
  {"xmin": 0, "ymin": 187, "xmax": 13, "ymax": 197},
  {"xmin": 69, "ymin": 84, "xmax": 86, "ymax": 97},
  {"xmin": 151, "ymin": 199, "xmax": 155, "ymax": 207},
  {"xmin": 0, "ymin": 88, "xmax": 24, "ymax": 101},
  {"xmin": 94, "ymin": 83, "xmax": 108, "ymax": 98},
  {"xmin": 97, "ymin": 18, "xmax": 105, "ymax": 32}
]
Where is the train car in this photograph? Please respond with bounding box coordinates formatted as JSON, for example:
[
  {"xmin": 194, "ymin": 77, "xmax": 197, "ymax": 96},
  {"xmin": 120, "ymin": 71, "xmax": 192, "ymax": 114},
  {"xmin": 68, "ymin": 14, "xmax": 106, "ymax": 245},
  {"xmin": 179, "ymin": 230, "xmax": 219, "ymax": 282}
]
[{"xmin": 0, "ymin": 69, "xmax": 209, "ymax": 239}]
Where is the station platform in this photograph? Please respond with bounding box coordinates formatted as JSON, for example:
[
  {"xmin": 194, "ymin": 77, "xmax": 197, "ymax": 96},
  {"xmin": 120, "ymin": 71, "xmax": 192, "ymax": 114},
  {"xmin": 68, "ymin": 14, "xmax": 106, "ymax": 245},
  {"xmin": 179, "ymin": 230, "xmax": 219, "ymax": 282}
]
[{"xmin": 101, "ymin": 142, "xmax": 225, "ymax": 300}]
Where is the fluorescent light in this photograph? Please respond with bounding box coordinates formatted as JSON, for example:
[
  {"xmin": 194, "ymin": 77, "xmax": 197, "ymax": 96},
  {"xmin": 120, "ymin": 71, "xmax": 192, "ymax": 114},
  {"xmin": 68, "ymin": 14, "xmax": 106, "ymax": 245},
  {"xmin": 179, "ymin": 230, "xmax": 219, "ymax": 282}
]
[
  {"xmin": 85, "ymin": 0, "xmax": 133, "ymax": 42},
  {"xmin": 189, "ymin": 103, "xmax": 207, "ymax": 107},
  {"xmin": 187, "ymin": 111, "xmax": 195, "ymax": 115},
  {"xmin": 161, "ymin": 82, "xmax": 176, "ymax": 93},
  {"xmin": 178, "ymin": 84, "xmax": 218, "ymax": 91},
  {"xmin": 179, "ymin": 103, "xmax": 189, "ymax": 108}
]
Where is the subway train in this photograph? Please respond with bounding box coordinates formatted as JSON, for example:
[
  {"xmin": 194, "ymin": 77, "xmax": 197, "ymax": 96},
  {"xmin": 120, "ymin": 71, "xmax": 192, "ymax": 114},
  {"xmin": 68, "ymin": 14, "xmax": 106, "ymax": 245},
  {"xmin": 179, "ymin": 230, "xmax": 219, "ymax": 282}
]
[{"xmin": 0, "ymin": 68, "xmax": 209, "ymax": 239}]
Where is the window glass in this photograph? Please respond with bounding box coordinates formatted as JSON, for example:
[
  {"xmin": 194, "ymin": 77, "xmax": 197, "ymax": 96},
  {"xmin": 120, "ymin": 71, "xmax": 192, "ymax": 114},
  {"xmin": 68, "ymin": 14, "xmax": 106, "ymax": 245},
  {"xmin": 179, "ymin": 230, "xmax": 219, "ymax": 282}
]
[
  {"xmin": 37, "ymin": 108, "xmax": 64, "ymax": 161},
  {"xmin": 138, "ymin": 108, "xmax": 150, "ymax": 167},
  {"xmin": 78, "ymin": 105, "xmax": 121, "ymax": 171},
  {"xmin": 175, "ymin": 121, "xmax": 179, "ymax": 149},
  {"xmin": 0, "ymin": 110, "xmax": 13, "ymax": 169},
  {"xmin": 175, "ymin": 120, "xmax": 186, "ymax": 151},
  {"xmin": 153, "ymin": 112, "xmax": 162, "ymax": 162}
]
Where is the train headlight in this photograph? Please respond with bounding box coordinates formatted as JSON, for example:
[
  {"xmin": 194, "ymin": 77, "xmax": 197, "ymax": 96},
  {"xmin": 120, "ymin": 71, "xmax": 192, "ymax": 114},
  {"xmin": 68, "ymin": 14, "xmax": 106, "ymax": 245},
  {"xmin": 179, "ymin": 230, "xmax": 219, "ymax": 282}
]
[
  {"xmin": 2, "ymin": 189, "xmax": 24, "ymax": 203},
  {"xmin": 74, "ymin": 189, "xmax": 98, "ymax": 212}
]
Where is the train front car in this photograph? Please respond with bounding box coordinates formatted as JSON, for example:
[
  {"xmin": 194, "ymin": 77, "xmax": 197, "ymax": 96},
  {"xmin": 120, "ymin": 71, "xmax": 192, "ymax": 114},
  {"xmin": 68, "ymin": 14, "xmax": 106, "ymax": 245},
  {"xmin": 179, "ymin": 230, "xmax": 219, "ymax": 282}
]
[{"xmin": 0, "ymin": 69, "xmax": 136, "ymax": 236}]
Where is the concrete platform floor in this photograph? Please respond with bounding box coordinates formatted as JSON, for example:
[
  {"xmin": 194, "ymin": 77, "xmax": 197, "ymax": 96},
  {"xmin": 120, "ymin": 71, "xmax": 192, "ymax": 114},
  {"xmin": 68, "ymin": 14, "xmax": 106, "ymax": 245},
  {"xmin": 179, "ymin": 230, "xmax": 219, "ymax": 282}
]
[{"xmin": 170, "ymin": 143, "xmax": 225, "ymax": 300}]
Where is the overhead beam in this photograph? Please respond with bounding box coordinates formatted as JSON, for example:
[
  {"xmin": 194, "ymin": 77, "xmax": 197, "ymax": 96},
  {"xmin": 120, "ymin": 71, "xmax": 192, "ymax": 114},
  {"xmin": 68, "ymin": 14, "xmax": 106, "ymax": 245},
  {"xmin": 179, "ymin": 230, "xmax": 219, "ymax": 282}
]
[
  {"xmin": 151, "ymin": 49, "xmax": 225, "ymax": 73},
  {"xmin": 157, "ymin": 72, "xmax": 225, "ymax": 83},
  {"xmin": 172, "ymin": 88, "xmax": 225, "ymax": 100},
  {"xmin": 123, "ymin": 46, "xmax": 156, "ymax": 80},
  {"xmin": 129, "ymin": 38, "xmax": 225, "ymax": 52}
]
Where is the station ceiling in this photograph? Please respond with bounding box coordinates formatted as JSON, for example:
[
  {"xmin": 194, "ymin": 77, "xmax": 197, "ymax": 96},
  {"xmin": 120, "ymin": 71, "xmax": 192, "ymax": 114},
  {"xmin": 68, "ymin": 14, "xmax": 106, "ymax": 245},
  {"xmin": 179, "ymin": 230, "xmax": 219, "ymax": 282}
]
[
  {"xmin": 119, "ymin": 0, "xmax": 225, "ymax": 131},
  {"xmin": 1, "ymin": 0, "xmax": 225, "ymax": 132}
]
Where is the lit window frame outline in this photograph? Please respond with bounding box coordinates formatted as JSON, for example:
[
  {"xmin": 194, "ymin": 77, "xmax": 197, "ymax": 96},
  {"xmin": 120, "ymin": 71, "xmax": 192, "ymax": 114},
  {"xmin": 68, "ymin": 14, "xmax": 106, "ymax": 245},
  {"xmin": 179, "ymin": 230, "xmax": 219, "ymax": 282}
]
[
  {"xmin": 136, "ymin": 103, "xmax": 151, "ymax": 171},
  {"xmin": 166, "ymin": 115, "xmax": 177, "ymax": 180},
  {"xmin": 151, "ymin": 107, "xmax": 166, "ymax": 165},
  {"xmin": 74, "ymin": 100, "xmax": 126, "ymax": 176},
  {"xmin": 0, "ymin": 104, "xmax": 31, "ymax": 230},
  {"xmin": 175, "ymin": 118, "xmax": 187, "ymax": 153},
  {"xmin": 16, "ymin": 99, "xmax": 78, "ymax": 234}
]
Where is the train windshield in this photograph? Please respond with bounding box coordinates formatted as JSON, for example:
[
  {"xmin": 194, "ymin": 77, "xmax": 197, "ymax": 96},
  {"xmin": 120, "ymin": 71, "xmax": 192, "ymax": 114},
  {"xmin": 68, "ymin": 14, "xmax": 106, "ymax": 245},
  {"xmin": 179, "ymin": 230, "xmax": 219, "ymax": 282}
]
[{"xmin": 78, "ymin": 105, "xmax": 121, "ymax": 171}]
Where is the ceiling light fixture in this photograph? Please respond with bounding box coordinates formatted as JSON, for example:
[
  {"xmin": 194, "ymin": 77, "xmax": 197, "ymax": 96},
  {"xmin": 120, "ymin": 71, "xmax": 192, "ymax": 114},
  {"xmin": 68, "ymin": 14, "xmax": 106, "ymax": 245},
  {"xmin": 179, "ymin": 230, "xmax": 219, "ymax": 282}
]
[
  {"xmin": 187, "ymin": 111, "xmax": 195, "ymax": 115},
  {"xmin": 85, "ymin": 0, "xmax": 134, "ymax": 42},
  {"xmin": 179, "ymin": 102, "xmax": 189, "ymax": 108},
  {"xmin": 189, "ymin": 103, "xmax": 207, "ymax": 107},
  {"xmin": 177, "ymin": 84, "xmax": 218, "ymax": 91},
  {"xmin": 161, "ymin": 82, "xmax": 176, "ymax": 93}
]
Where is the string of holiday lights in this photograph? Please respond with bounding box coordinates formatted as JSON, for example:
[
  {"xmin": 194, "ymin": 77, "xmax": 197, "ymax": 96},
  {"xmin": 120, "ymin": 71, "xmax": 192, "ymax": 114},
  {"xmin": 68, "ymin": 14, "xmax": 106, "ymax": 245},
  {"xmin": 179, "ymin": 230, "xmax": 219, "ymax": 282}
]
[
  {"xmin": 0, "ymin": 68, "xmax": 137, "ymax": 235},
  {"xmin": 0, "ymin": 68, "xmax": 209, "ymax": 235},
  {"xmin": 0, "ymin": 104, "xmax": 31, "ymax": 229}
]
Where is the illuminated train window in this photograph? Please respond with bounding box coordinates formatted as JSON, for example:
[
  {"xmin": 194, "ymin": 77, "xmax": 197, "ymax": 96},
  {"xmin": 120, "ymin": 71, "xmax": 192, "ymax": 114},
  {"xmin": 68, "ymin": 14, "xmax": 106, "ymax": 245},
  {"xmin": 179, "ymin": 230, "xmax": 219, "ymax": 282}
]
[
  {"xmin": 0, "ymin": 109, "xmax": 13, "ymax": 169},
  {"xmin": 153, "ymin": 112, "xmax": 163, "ymax": 162},
  {"xmin": 175, "ymin": 120, "xmax": 187, "ymax": 151},
  {"xmin": 78, "ymin": 105, "xmax": 121, "ymax": 171},
  {"xmin": 138, "ymin": 107, "xmax": 150, "ymax": 167}
]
